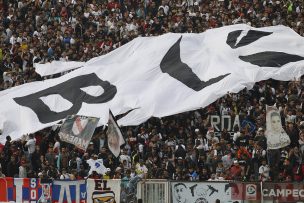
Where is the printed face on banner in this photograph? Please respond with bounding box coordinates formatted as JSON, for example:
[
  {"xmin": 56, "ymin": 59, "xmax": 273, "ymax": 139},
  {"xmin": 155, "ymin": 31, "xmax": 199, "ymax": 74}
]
[
  {"xmin": 107, "ymin": 122, "xmax": 120, "ymax": 151},
  {"xmin": 59, "ymin": 115, "xmax": 100, "ymax": 151},
  {"xmin": 72, "ymin": 116, "xmax": 89, "ymax": 135},
  {"xmin": 224, "ymin": 183, "xmax": 239, "ymax": 197},
  {"xmin": 265, "ymin": 106, "xmax": 290, "ymax": 149},
  {"xmin": 171, "ymin": 182, "xmax": 255, "ymax": 203},
  {"xmin": 173, "ymin": 183, "xmax": 188, "ymax": 203},
  {"xmin": 107, "ymin": 114, "xmax": 125, "ymax": 157}
]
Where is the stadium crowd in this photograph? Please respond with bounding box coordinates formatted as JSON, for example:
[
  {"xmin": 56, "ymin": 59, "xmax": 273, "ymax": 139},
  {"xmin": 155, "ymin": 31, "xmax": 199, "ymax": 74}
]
[{"xmin": 0, "ymin": 0, "xmax": 304, "ymax": 183}]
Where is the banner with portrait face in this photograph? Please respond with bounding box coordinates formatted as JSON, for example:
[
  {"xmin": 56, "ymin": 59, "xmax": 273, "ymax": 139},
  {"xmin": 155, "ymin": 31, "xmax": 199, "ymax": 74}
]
[
  {"xmin": 171, "ymin": 182, "xmax": 248, "ymax": 203},
  {"xmin": 107, "ymin": 112, "xmax": 125, "ymax": 157},
  {"xmin": 265, "ymin": 105, "xmax": 290, "ymax": 149},
  {"xmin": 59, "ymin": 115, "xmax": 100, "ymax": 151}
]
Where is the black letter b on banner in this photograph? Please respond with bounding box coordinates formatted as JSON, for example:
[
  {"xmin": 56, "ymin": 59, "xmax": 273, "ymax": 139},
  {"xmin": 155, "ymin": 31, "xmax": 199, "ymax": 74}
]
[{"xmin": 14, "ymin": 73, "xmax": 117, "ymax": 123}]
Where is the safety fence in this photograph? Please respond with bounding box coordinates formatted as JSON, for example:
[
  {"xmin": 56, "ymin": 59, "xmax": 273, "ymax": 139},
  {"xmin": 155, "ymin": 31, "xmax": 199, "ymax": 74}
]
[{"xmin": 0, "ymin": 178, "xmax": 304, "ymax": 203}]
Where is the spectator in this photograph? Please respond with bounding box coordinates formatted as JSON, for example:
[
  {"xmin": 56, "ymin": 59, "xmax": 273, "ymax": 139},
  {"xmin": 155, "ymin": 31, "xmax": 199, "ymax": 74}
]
[
  {"xmin": 19, "ymin": 160, "xmax": 27, "ymax": 178},
  {"xmin": 60, "ymin": 168, "xmax": 71, "ymax": 180},
  {"xmin": 230, "ymin": 160, "xmax": 242, "ymax": 181},
  {"xmin": 7, "ymin": 156, "xmax": 18, "ymax": 178},
  {"xmin": 0, "ymin": 166, "xmax": 6, "ymax": 178},
  {"xmin": 259, "ymin": 159, "xmax": 270, "ymax": 182},
  {"xmin": 45, "ymin": 147, "xmax": 56, "ymax": 167},
  {"xmin": 135, "ymin": 159, "xmax": 148, "ymax": 179},
  {"xmin": 25, "ymin": 134, "xmax": 36, "ymax": 160}
]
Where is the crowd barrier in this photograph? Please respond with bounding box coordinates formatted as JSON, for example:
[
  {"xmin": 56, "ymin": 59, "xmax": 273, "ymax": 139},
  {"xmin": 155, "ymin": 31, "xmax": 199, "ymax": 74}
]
[
  {"xmin": 137, "ymin": 179, "xmax": 170, "ymax": 203},
  {"xmin": 0, "ymin": 178, "xmax": 304, "ymax": 203}
]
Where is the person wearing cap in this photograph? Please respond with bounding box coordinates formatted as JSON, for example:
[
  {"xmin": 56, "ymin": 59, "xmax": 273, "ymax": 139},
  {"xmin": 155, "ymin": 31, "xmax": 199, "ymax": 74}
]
[
  {"xmin": 103, "ymin": 168, "xmax": 111, "ymax": 179},
  {"xmin": 175, "ymin": 141, "xmax": 186, "ymax": 160},
  {"xmin": 38, "ymin": 172, "xmax": 44, "ymax": 178},
  {"xmin": 113, "ymin": 167, "xmax": 123, "ymax": 179},
  {"xmin": 176, "ymin": 157, "xmax": 186, "ymax": 171},
  {"xmin": 88, "ymin": 170, "xmax": 102, "ymax": 179}
]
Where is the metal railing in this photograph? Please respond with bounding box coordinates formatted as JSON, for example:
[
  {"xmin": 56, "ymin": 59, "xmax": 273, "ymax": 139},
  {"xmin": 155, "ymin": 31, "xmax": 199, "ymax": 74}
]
[{"xmin": 137, "ymin": 179, "xmax": 170, "ymax": 203}]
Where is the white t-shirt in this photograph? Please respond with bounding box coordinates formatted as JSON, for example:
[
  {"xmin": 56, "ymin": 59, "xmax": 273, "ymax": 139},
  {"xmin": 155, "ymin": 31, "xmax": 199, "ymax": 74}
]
[
  {"xmin": 135, "ymin": 163, "xmax": 148, "ymax": 178},
  {"xmin": 25, "ymin": 138, "xmax": 36, "ymax": 154},
  {"xmin": 86, "ymin": 159, "xmax": 107, "ymax": 175},
  {"xmin": 19, "ymin": 166, "xmax": 27, "ymax": 178},
  {"xmin": 259, "ymin": 165, "xmax": 270, "ymax": 181},
  {"xmin": 60, "ymin": 173, "xmax": 71, "ymax": 180},
  {"xmin": 120, "ymin": 154, "xmax": 131, "ymax": 168}
]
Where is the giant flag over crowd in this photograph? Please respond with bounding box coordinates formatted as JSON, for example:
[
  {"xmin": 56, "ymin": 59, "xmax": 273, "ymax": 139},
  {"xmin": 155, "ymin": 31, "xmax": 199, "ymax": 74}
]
[{"xmin": 0, "ymin": 24, "xmax": 304, "ymax": 143}]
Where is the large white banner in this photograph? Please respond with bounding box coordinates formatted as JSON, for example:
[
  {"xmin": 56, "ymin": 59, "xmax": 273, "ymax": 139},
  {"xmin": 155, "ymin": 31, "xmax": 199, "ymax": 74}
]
[
  {"xmin": 0, "ymin": 24, "xmax": 304, "ymax": 142},
  {"xmin": 171, "ymin": 182, "xmax": 248, "ymax": 203},
  {"xmin": 34, "ymin": 61, "xmax": 85, "ymax": 76},
  {"xmin": 265, "ymin": 105, "xmax": 290, "ymax": 149}
]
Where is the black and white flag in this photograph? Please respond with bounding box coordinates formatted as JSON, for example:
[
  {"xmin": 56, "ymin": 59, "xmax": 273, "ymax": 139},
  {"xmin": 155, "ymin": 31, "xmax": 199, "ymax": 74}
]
[
  {"xmin": 107, "ymin": 112, "xmax": 125, "ymax": 157},
  {"xmin": 58, "ymin": 115, "xmax": 99, "ymax": 151},
  {"xmin": 0, "ymin": 24, "xmax": 304, "ymax": 143}
]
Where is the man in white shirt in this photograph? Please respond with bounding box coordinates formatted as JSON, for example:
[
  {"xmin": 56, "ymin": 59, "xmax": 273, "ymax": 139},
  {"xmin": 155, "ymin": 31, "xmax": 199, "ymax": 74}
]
[
  {"xmin": 259, "ymin": 159, "xmax": 270, "ymax": 181},
  {"xmin": 135, "ymin": 159, "xmax": 148, "ymax": 179},
  {"xmin": 25, "ymin": 134, "xmax": 36, "ymax": 152},
  {"xmin": 206, "ymin": 128, "xmax": 219, "ymax": 144},
  {"xmin": 19, "ymin": 160, "xmax": 27, "ymax": 178},
  {"xmin": 25, "ymin": 134, "xmax": 36, "ymax": 160},
  {"xmin": 120, "ymin": 149, "xmax": 131, "ymax": 169}
]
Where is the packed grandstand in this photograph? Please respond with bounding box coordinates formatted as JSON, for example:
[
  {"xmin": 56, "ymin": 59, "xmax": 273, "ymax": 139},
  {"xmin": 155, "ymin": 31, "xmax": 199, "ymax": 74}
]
[{"xmin": 0, "ymin": 0, "xmax": 304, "ymax": 202}]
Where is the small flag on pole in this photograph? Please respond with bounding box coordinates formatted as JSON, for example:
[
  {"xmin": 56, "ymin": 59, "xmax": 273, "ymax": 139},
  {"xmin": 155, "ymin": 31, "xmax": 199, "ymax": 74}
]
[{"xmin": 107, "ymin": 111, "xmax": 125, "ymax": 157}]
